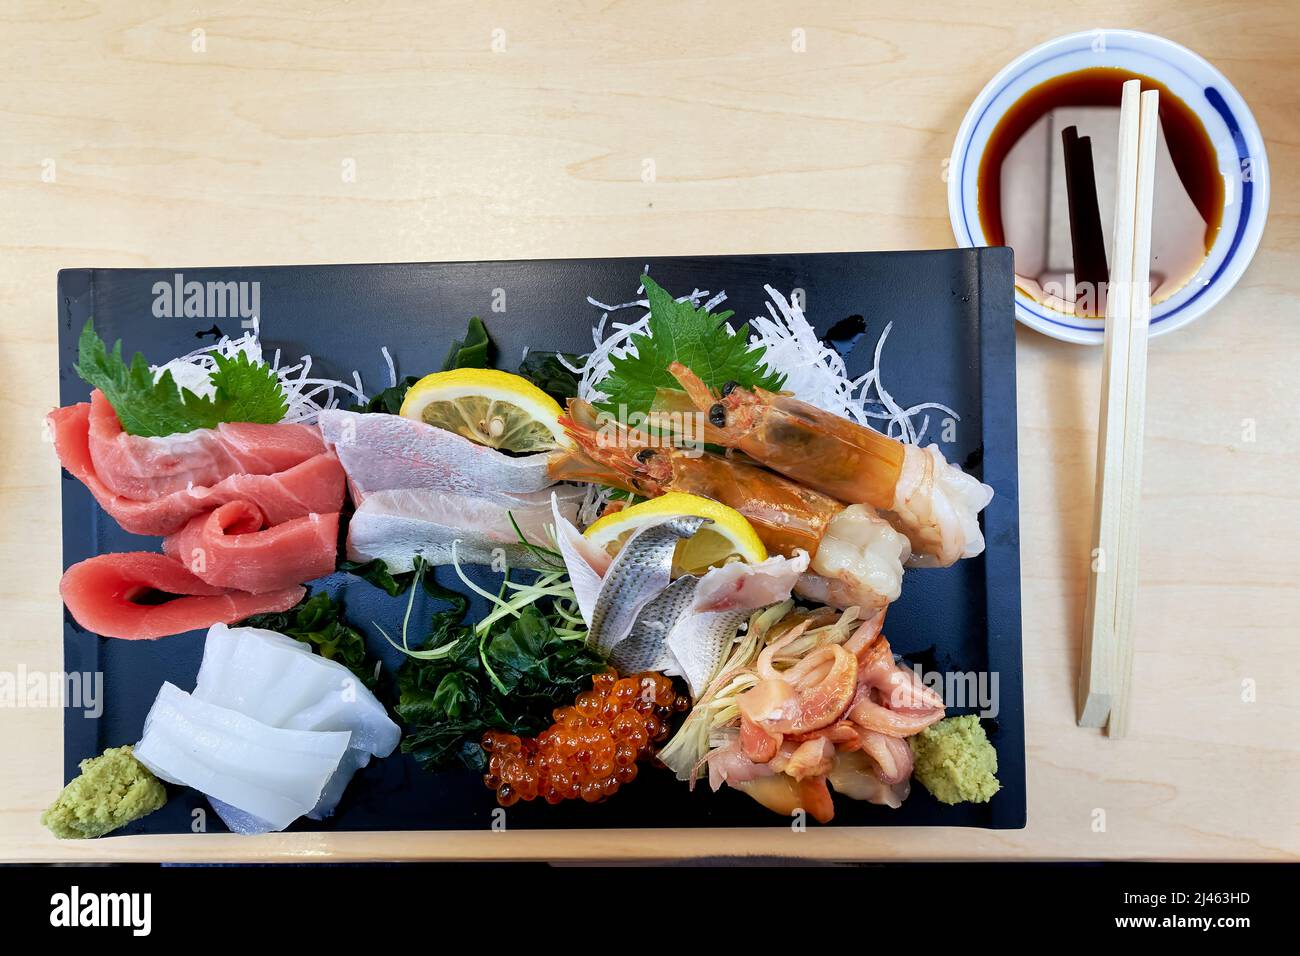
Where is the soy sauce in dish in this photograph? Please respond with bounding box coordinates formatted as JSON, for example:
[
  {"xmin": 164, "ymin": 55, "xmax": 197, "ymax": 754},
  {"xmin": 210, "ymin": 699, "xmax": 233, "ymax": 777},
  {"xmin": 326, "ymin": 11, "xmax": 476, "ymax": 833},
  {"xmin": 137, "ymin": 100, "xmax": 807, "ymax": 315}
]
[{"xmin": 977, "ymin": 67, "xmax": 1223, "ymax": 317}]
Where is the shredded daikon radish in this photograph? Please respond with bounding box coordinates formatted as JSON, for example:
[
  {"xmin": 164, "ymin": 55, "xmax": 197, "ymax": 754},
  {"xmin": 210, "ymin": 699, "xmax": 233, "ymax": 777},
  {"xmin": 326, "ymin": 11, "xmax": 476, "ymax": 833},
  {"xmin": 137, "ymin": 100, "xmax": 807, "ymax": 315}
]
[
  {"xmin": 752, "ymin": 285, "xmax": 961, "ymax": 443},
  {"xmin": 568, "ymin": 273, "xmax": 959, "ymax": 444},
  {"xmin": 150, "ymin": 318, "xmax": 369, "ymax": 425}
]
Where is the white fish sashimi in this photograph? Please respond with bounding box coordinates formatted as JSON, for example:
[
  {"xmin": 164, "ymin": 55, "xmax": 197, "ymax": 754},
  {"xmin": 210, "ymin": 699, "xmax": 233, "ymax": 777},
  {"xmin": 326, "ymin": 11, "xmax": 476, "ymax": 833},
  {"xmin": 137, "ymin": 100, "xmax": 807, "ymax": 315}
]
[
  {"xmin": 317, "ymin": 409, "xmax": 553, "ymax": 503},
  {"xmin": 663, "ymin": 553, "xmax": 811, "ymax": 697},
  {"xmin": 193, "ymin": 624, "xmax": 401, "ymax": 819},
  {"xmin": 346, "ymin": 486, "xmax": 584, "ymax": 573},
  {"xmin": 550, "ymin": 494, "xmax": 609, "ymax": 627},
  {"xmin": 586, "ymin": 517, "xmax": 706, "ymax": 655},
  {"xmin": 555, "ymin": 508, "xmax": 809, "ymax": 692},
  {"xmin": 694, "ymin": 551, "xmax": 810, "ymax": 612},
  {"xmin": 135, "ymin": 683, "xmax": 351, "ymax": 832},
  {"xmin": 663, "ymin": 609, "xmax": 750, "ymax": 698},
  {"xmin": 608, "ymin": 575, "xmax": 698, "ymax": 674}
]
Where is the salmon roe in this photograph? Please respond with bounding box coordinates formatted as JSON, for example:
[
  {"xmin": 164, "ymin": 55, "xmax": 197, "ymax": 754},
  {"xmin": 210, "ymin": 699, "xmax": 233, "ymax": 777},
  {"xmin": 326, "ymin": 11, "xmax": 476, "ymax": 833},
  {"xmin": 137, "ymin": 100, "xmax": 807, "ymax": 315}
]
[{"xmin": 480, "ymin": 668, "xmax": 688, "ymax": 807}]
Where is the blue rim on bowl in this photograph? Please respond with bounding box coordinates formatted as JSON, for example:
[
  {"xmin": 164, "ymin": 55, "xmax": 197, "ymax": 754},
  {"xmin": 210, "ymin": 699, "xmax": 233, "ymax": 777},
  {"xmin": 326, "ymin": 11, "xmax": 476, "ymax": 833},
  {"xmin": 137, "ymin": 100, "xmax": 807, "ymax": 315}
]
[{"xmin": 948, "ymin": 29, "xmax": 1270, "ymax": 345}]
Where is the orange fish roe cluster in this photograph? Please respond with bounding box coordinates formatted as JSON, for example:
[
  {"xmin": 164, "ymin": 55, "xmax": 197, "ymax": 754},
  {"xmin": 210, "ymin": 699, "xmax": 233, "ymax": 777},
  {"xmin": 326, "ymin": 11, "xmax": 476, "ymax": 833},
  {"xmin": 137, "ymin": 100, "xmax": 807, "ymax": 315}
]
[{"xmin": 481, "ymin": 668, "xmax": 689, "ymax": 806}]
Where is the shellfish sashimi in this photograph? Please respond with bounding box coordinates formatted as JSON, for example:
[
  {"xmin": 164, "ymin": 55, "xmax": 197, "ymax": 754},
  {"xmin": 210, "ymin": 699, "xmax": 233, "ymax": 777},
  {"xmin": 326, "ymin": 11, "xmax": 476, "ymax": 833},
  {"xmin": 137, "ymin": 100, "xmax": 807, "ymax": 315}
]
[
  {"xmin": 826, "ymin": 749, "xmax": 911, "ymax": 808},
  {"xmin": 343, "ymin": 486, "xmax": 584, "ymax": 573},
  {"xmin": 192, "ymin": 624, "xmax": 400, "ymax": 819},
  {"xmin": 162, "ymin": 501, "xmax": 339, "ymax": 594},
  {"xmin": 706, "ymin": 739, "xmax": 775, "ymax": 791},
  {"xmin": 739, "ymin": 644, "xmax": 858, "ymax": 736},
  {"xmin": 705, "ymin": 740, "xmax": 836, "ymax": 822},
  {"xmin": 855, "ymin": 629, "xmax": 947, "ymax": 715},
  {"xmin": 59, "ymin": 552, "xmax": 304, "ymax": 640},
  {"xmin": 48, "ymin": 400, "xmax": 345, "ymax": 537},
  {"xmin": 684, "ymin": 607, "xmax": 944, "ymax": 822},
  {"xmin": 317, "ymin": 408, "xmax": 554, "ymax": 503},
  {"xmin": 855, "ymin": 728, "xmax": 915, "ymax": 784},
  {"xmin": 134, "ymin": 682, "xmax": 351, "ymax": 833},
  {"xmin": 84, "ymin": 389, "xmax": 328, "ymax": 500},
  {"xmin": 737, "ymin": 773, "xmax": 837, "ymax": 824}
]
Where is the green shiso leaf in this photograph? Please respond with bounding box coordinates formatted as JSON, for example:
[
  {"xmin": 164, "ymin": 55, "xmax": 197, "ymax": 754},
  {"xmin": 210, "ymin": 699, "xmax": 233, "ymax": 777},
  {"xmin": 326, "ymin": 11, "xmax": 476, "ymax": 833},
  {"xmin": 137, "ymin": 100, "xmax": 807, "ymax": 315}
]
[
  {"xmin": 74, "ymin": 319, "xmax": 287, "ymax": 437},
  {"xmin": 595, "ymin": 275, "xmax": 785, "ymax": 416}
]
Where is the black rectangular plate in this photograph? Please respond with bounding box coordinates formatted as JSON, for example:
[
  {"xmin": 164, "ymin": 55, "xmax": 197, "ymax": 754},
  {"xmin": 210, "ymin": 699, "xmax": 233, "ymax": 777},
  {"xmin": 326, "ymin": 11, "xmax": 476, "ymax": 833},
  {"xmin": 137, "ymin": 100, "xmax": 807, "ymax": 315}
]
[{"xmin": 57, "ymin": 249, "xmax": 1024, "ymax": 832}]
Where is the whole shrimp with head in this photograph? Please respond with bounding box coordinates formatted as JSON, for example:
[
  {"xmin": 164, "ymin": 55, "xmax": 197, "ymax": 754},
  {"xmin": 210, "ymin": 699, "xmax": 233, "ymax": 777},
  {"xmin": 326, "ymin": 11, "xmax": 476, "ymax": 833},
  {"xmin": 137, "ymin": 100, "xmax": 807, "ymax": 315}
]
[
  {"xmin": 664, "ymin": 363, "xmax": 994, "ymax": 568},
  {"xmin": 548, "ymin": 399, "xmax": 909, "ymax": 614}
]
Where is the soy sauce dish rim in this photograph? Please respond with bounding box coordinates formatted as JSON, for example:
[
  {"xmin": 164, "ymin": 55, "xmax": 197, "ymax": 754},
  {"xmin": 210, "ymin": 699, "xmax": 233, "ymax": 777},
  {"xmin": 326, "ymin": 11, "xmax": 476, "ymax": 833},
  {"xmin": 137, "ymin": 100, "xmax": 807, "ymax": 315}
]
[{"xmin": 947, "ymin": 28, "xmax": 1270, "ymax": 346}]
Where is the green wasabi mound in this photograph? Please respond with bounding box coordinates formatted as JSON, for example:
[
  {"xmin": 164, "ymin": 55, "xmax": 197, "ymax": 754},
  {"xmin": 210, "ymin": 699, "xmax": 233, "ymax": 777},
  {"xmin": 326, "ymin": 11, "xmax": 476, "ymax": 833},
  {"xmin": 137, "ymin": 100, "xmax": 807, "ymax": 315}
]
[
  {"xmin": 42, "ymin": 745, "xmax": 167, "ymax": 839},
  {"xmin": 910, "ymin": 715, "xmax": 1000, "ymax": 805}
]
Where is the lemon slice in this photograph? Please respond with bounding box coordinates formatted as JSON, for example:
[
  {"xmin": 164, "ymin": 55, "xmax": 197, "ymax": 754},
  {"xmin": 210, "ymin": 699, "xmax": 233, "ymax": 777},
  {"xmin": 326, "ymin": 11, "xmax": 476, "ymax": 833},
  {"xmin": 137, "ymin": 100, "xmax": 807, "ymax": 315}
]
[
  {"xmin": 584, "ymin": 492, "xmax": 767, "ymax": 576},
  {"xmin": 399, "ymin": 368, "xmax": 569, "ymax": 452}
]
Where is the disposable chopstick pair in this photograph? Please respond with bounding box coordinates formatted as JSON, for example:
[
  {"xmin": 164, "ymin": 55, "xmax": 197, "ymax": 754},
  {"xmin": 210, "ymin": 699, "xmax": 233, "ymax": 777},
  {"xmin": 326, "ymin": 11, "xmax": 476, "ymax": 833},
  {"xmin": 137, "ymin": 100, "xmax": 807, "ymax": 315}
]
[{"xmin": 1077, "ymin": 80, "xmax": 1158, "ymax": 736}]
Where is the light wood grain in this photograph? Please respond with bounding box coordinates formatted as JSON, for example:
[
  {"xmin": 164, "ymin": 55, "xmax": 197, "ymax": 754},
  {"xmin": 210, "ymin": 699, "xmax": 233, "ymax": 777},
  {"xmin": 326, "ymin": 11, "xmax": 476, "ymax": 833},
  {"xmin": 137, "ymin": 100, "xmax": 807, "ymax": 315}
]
[{"xmin": 1, "ymin": 0, "xmax": 1297, "ymax": 862}]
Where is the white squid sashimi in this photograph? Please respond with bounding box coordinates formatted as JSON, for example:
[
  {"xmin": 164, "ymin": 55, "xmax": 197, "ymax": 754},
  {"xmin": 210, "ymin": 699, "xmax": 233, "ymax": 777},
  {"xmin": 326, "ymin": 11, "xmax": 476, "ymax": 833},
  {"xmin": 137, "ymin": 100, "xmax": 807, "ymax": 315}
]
[
  {"xmin": 346, "ymin": 486, "xmax": 585, "ymax": 572},
  {"xmin": 317, "ymin": 409, "xmax": 554, "ymax": 504},
  {"xmin": 193, "ymin": 624, "xmax": 400, "ymax": 820},
  {"xmin": 135, "ymin": 683, "xmax": 351, "ymax": 833}
]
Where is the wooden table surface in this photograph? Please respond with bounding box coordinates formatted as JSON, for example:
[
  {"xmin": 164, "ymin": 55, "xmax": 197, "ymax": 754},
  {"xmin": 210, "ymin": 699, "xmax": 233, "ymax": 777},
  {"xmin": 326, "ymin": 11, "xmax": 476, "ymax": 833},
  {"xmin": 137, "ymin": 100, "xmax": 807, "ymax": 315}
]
[{"xmin": 2, "ymin": 1, "xmax": 1297, "ymax": 863}]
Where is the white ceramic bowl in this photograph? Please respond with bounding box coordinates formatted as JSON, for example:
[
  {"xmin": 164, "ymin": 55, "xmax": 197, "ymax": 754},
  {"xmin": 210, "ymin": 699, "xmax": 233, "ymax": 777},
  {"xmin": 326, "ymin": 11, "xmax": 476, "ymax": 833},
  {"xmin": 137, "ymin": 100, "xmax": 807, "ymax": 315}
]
[{"xmin": 948, "ymin": 29, "xmax": 1269, "ymax": 344}]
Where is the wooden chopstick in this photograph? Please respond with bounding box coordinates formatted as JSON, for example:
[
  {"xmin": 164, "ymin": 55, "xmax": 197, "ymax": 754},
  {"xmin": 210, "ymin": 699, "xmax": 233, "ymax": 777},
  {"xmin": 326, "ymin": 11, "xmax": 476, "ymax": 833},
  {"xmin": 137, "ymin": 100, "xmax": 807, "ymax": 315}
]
[
  {"xmin": 1077, "ymin": 79, "xmax": 1155, "ymax": 731},
  {"xmin": 1107, "ymin": 89, "xmax": 1160, "ymax": 738}
]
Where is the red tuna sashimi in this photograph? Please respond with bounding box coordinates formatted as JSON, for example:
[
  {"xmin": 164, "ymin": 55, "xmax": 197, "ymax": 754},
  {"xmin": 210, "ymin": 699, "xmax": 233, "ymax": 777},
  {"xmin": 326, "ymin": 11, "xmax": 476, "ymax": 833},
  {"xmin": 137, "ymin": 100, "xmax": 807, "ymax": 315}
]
[
  {"xmin": 49, "ymin": 403, "xmax": 345, "ymax": 536},
  {"xmin": 86, "ymin": 391, "xmax": 326, "ymax": 500},
  {"xmin": 59, "ymin": 552, "xmax": 304, "ymax": 640},
  {"xmin": 162, "ymin": 501, "xmax": 339, "ymax": 594}
]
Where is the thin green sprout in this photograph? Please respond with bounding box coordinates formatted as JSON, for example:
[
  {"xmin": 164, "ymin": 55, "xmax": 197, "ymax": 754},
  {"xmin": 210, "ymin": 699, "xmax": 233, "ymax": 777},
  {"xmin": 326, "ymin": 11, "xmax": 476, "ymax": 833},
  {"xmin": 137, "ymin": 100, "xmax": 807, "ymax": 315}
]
[{"xmin": 377, "ymin": 556, "xmax": 464, "ymax": 661}]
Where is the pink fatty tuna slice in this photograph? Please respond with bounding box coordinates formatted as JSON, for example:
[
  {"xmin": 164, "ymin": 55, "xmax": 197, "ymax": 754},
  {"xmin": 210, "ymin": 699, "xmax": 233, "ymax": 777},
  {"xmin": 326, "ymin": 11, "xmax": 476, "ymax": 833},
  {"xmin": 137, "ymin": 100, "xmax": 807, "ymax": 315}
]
[
  {"xmin": 48, "ymin": 399, "xmax": 345, "ymax": 537},
  {"xmin": 86, "ymin": 389, "xmax": 326, "ymax": 499},
  {"xmin": 59, "ymin": 552, "xmax": 304, "ymax": 640},
  {"xmin": 163, "ymin": 501, "xmax": 339, "ymax": 594}
]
